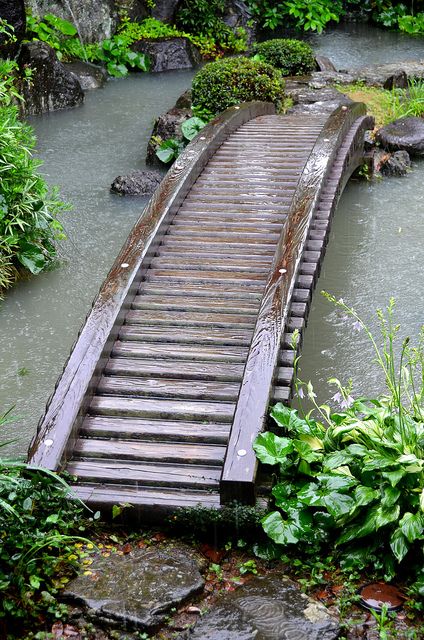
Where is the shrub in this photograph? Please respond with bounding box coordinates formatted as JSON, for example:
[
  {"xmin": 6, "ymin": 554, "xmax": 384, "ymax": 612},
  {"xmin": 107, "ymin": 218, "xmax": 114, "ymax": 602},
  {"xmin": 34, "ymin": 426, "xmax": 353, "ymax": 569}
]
[
  {"xmin": 0, "ymin": 410, "xmax": 93, "ymax": 628},
  {"xmin": 254, "ymin": 38, "xmax": 315, "ymax": 77},
  {"xmin": 254, "ymin": 296, "xmax": 424, "ymax": 595},
  {"xmin": 191, "ymin": 57, "xmax": 285, "ymax": 117},
  {"xmin": 246, "ymin": 0, "xmax": 342, "ymax": 33},
  {"xmin": 0, "ymin": 33, "xmax": 67, "ymax": 298}
]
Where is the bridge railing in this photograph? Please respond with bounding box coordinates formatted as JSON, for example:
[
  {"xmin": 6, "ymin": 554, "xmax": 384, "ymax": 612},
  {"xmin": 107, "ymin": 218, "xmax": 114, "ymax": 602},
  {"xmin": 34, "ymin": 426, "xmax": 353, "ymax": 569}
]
[
  {"xmin": 28, "ymin": 101, "xmax": 276, "ymax": 469},
  {"xmin": 220, "ymin": 102, "xmax": 369, "ymax": 505}
]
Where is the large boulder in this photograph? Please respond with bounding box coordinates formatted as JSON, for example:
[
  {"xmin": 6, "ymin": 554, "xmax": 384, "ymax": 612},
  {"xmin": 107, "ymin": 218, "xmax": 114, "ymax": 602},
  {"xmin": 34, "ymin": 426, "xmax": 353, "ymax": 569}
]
[
  {"xmin": 151, "ymin": 0, "xmax": 180, "ymax": 22},
  {"xmin": 223, "ymin": 0, "xmax": 256, "ymax": 47},
  {"xmin": 146, "ymin": 106, "xmax": 192, "ymax": 165},
  {"xmin": 66, "ymin": 61, "xmax": 107, "ymax": 90},
  {"xmin": 111, "ymin": 169, "xmax": 163, "ymax": 195},
  {"xmin": 18, "ymin": 42, "xmax": 84, "ymax": 115},
  {"xmin": 132, "ymin": 37, "xmax": 201, "ymax": 73},
  {"xmin": 0, "ymin": 0, "xmax": 25, "ymax": 56},
  {"xmin": 376, "ymin": 116, "xmax": 424, "ymax": 156},
  {"xmin": 25, "ymin": 0, "xmax": 117, "ymax": 43},
  {"xmin": 64, "ymin": 546, "xmax": 204, "ymax": 631}
]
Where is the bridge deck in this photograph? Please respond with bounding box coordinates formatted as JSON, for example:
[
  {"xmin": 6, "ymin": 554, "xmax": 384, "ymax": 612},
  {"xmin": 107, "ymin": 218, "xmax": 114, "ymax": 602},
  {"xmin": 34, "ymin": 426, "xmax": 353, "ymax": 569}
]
[{"xmin": 28, "ymin": 102, "xmax": 372, "ymax": 518}]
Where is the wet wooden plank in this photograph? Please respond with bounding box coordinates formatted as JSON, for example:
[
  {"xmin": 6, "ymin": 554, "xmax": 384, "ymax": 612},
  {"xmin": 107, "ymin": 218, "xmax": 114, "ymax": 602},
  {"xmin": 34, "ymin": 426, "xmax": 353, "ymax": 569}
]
[
  {"xmin": 73, "ymin": 484, "xmax": 220, "ymax": 513},
  {"xmin": 80, "ymin": 415, "xmax": 230, "ymax": 443},
  {"xmin": 112, "ymin": 341, "xmax": 249, "ymax": 362},
  {"xmin": 98, "ymin": 376, "xmax": 241, "ymax": 401},
  {"xmin": 90, "ymin": 396, "xmax": 235, "ymax": 422},
  {"xmin": 74, "ymin": 438, "xmax": 226, "ymax": 465},
  {"xmin": 119, "ymin": 326, "xmax": 254, "ymax": 347},
  {"xmin": 68, "ymin": 460, "xmax": 222, "ymax": 489},
  {"xmin": 126, "ymin": 309, "xmax": 257, "ymax": 328},
  {"xmin": 132, "ymin": 295, "xmax": 259, "ymax": 313},
  {"xmin": 105, "ymin": 358, "xmax": 245, "ymax": 382}
]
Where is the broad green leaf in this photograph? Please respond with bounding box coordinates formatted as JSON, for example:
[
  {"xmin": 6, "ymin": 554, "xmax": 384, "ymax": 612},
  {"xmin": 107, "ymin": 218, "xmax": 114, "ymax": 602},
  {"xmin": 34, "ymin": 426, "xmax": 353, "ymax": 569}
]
[
  {"xmin": 375, "ymin": 504, "xmax": 400, "ymax": 529},
  {"xmin": 354, "ymin": 485, "xmax": 379, "ymax": 506},
  {"xmin": 18, "ymin": 252, "xmax": 45, "ymax": 274},
  {"xmin": 181, "ymin": 116, "xmax": 206, "ymax": 141},
  {"xmin": 298, "ymin": 434, "xmax": 323, "ymax": 450},
  {"xmin": 261, "ymin": 511, "xmax": 300, "ymax": 545},
  {"xmin": 399, "ymin": 512, "xmax": 424, "ymax": 543},
  {"xmin": 29, "ymin": 575, "xmax": 41, "ymax": 589},
  {"xmin": 337, "ymin": 506, "xmax": 379, "ymax": 544},
  {"xmin": 44, "ymin": 14, "xmax": 77, "ymax": 36},
  {"xmin": 293, "ymin": 439, "xmax": 322, "ymax": 463},
  {"xmin": 390, "ymin": 528, "xmax": 410, "ymax": 562},
  {"xmin": 156, "ymin": 145, "xmax": 177, "ymax": 164},
  {"xmin": 45, "ymin": 513, "xmax": 59, "ymax": 524},
  {"xmin": 297, "ymin": 482, "xmax": 323, "ymax": 507},
  {"xmin": 382, "ymin": 468, "xmax": 406, "ymax": 487},
  {"xmin": 270, "ymin": 403, "xmax": 310, "ymax": 434},
  {"xmin": 323, "ymin": 493, "xmax": 355, "ymax": 519},
  {"xmin": 382, "ymin": 486, "xmax": 401, "ymax": 508},
  {"xmin": 324, "ymin": 450, "xmax": 354, "ymax": 469},
  {"xmin": 253, "ymin": 432, "xmax": 293, "ymax": 466},
  {"xmin": 317, "ymin": 474, "xmax": 357, "ymax": 492}
]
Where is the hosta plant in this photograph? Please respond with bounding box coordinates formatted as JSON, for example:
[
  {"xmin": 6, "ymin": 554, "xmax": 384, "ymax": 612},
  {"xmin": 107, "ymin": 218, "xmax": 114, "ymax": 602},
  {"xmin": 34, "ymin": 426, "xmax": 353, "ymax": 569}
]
[
  {"xmin": 254, "ymin": 296, "xmax": 424, "ymax": 594},
  {"xmin": 155, "ymin": 116, "xmax": 207, "ymax": 164}
]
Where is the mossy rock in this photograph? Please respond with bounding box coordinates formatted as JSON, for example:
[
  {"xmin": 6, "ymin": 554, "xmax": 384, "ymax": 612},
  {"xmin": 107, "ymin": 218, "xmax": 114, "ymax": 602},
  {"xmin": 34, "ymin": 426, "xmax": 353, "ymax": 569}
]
[
  {"xmin": 191, "ymin": 56, "xmax": 285, "ymax": 117},
  {"xmin": 254, "ymin": 38, "xmax": 315, "ymax": 77}
]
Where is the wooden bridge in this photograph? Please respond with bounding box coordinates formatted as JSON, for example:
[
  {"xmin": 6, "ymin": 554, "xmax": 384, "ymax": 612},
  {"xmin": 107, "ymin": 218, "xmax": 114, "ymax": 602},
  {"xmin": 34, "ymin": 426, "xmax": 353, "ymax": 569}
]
[{"xmin": 28, "ymin": 101, "xmax": 373, "ymax": 518}]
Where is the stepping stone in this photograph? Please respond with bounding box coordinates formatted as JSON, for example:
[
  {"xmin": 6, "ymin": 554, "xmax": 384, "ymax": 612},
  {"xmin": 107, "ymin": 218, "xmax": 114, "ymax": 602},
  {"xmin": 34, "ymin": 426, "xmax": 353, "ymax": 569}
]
[
  {"xmin": 64, "ymin": 546, "xmax": 204, "ymax": 631},
  {"xmin": 182, "ymin": 572, "xmax": 339, "ymax": 640}
]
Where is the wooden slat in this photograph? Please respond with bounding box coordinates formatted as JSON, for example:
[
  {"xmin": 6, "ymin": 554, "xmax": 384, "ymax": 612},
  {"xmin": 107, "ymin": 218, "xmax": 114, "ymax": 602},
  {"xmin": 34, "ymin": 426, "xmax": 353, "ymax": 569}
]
[
  {"xmin": 99, "ymin": 375, "xmax": 241, "ymax": 401},
  {"xmin": 126, "ymin": 310, "xmax": 257, "ymax": 328},
  {"xmin": 67, "ymin": 460, "xmax": 221, "ymax": 488},
  {"xmin": 112, "ymin": 341, "xmax": 249, "ymax": 362},
  {"xmin": 81, "ymin": 416, "xmax": 230, "ymax": 443},
  {"xmin": 90, "ymin": 396, "xmax": 235, "ymax": 422},
  {"xmin": 132, "ymin": 295, "xmax": 259, "ymax": 314},
  {"xmin": 74, "ymin": 438, "xmax": 226, "ymax": 465},
  {"xmin": 119, "ymin": 325, "xmax": 254, "ymax": 346}
]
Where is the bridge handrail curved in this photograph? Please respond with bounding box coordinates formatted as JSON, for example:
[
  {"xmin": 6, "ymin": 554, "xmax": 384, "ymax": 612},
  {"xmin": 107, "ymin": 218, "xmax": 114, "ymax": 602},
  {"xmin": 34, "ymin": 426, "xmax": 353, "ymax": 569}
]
[
  {"xmin": 220, "ymin": 102, "xmax": 368, "ymax": 504},
  {"xmin": 28, "ymin": 101, "xmax": 276, "ymax": 469}
]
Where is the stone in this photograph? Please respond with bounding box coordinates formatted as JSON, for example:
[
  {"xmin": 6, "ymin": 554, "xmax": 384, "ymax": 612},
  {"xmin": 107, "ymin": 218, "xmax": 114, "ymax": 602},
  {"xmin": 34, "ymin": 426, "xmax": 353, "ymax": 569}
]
[
  {"xmin": 64, "ymin": 546, "xmax": 204, "ymax": 631},
  {"xmin": 315, "ymin": 55, "xmax": 337, "ymax": 72},
  {"xmin": 182, "ymin": 572, "xmax": 339, "ymax": 640},
  {"xmin": 176, "ymin": 89, "xmax": 192, "ymax": 110},
  {"xmin": 223, "ymin": 0, "xmax": 256, "ymax": 47},
  {"xmin": 111, "ymin": 170, "xmax": 163, "ymax": 195},
  {"xmin": 18, "ymin": 42, "xmax": 84, "ymax": 116},
  {"xmin": 379, "ymin": 150, "xmax": 411, "ymax": 177},
  {"xmin": 146, "ymin": 106, "xmax": 192, "ymax": 166},
  {"xmin": 66, "ymin": 61, "xmax": 107, "ymax": 91},
  {"xmin": 353, "ymin": 61, "xmax": 424, "ymax": 88},
  {"xmin": 375, "ymin": 116, "xmax": 424, "ymax": 156},
  {"xmin": 132, "ymin": 38, "xmax": 201, "ymax": 73},
  {"xmin": 0, "ymin": 0, "xmax": 25, "ymax": 56},
  {"xmin": 25, "ymin": 0, "xmax": 118, "ymax": 43},
  {"xmin": 152, "ymin": 0, "xmax": 181, "ymax": 22}
]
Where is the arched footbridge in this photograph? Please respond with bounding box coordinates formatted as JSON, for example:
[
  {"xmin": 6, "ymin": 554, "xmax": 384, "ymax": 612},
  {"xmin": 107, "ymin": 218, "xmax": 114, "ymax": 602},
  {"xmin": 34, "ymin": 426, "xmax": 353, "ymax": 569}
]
[{"xmin": 28, "ymin": 101, "xmax": 373, "ymax": 518}]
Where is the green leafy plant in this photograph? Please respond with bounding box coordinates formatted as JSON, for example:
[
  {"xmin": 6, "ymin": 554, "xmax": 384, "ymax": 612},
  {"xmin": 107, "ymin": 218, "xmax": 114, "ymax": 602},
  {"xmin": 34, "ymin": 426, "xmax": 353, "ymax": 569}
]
[
  {"xmin": 191, "ymin": 57, "xmax": 285, "ymax": 117},
  {"xmin": 25, "ymin": 12, "xmax": 87, "ymax": 61},
  {"xmin": 247, "ymin": 0, "xmax": 342, "ymax": 32},
  {"xmin": 255, "ymin": 296, "xmax": 424, "ymax": 593},
  {"xmin": 0, "ymin": 410, "xmax": 93, "ymax": 628},
  {"xmin": 253, "ymin": 38, "xmax": 315, "ymax": 76},
  {"xmin": 176, "ymin": 0, "xmax": 248, "ymax": 55},
  {"xmin": 155, "ymin": 116, "xmax": 206, "ymax": 164},
  {"xmin": 90, "ymin": 35, "xmax": 150, "ymax": 77},
  {"xmin": 0, "ymin": 37, "xmax": 68, "ymax": 298}
]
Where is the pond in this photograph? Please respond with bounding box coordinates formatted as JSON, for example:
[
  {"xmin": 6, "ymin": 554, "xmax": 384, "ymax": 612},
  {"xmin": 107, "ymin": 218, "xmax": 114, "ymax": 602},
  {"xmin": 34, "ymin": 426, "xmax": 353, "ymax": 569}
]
[{"xmin": 1, "ymin": 24, "xmax": 423, "ymax": 456}]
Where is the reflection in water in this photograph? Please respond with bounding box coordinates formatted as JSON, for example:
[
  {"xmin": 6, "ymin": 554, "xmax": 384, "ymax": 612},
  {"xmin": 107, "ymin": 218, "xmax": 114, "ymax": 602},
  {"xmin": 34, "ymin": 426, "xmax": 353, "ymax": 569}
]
[
  {"xmin": 299, "ymin": 168, "xmax": 424, "ymax": 403},
  {"xmin": 0, "ymin": 71, "xmax": 194, "ymax": 455}
]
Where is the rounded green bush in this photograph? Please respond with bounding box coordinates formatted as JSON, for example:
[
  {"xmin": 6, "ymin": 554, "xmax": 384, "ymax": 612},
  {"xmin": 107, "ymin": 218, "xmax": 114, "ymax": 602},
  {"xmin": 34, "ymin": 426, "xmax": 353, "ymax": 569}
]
[
  {"xmin": 191, "ymin": 56, "xmax": 285, "ymax": 116},
  {"xmin": 254, "ymin": 38, "xmax": 315, "ymax": 77}
]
